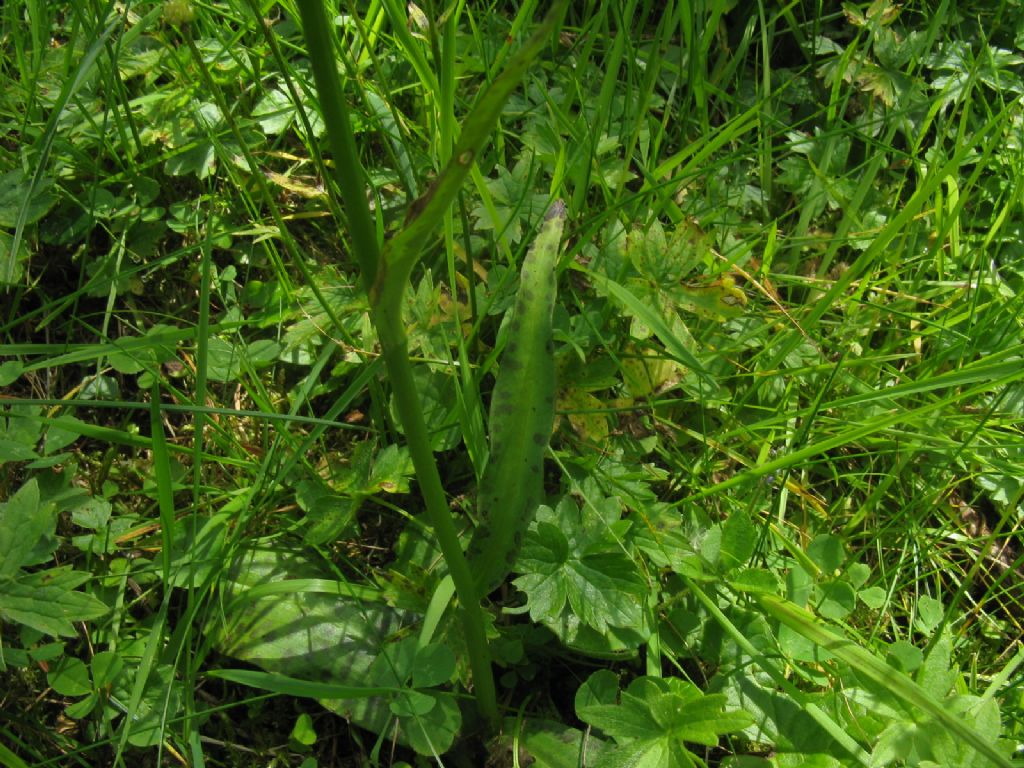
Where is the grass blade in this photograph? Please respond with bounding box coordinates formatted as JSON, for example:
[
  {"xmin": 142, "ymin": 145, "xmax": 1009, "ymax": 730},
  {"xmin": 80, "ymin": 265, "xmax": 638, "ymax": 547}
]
[
  {"xmin": 208, "ymin": 668, "xmax": 396, "ymax": 700},
  {"xmin": 584, "ymin": 269, "xmax": 713, "ymax": 385}
]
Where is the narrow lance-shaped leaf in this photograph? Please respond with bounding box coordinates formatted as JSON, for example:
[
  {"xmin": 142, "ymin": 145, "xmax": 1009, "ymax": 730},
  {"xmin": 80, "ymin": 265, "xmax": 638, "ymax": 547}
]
[{"xmin": 467, "ymin": 200, "xmax": 566, "ymax": 594}]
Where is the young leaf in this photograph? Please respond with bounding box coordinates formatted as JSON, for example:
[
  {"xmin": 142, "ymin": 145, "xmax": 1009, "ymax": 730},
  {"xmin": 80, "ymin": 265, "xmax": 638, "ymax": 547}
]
[
  {"xmin": 289, "ymin": 713, "xmax": 317, "ymax": 749},
  {"xmin": 0, "ymin": 479, "xmax": 56, "ymax": 576},
  {"xmin": 467, "ymin": 200, "xmax": 566, "ymax": 594},
  {"xmin": 576, "ymin": 673, "xmax": 752, "ymax": 765}
]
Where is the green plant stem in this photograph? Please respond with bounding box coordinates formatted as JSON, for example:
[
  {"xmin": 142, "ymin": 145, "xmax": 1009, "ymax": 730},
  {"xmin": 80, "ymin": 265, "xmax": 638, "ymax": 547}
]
[
  {"xmin": 296, "ymin": 0, "xmax": 380, "ymax": 288},
  {"xmin": 372, "ymin": 297, "xmax": 499, "ymax": 730},
  {"xmin": 294, "ymin": 0, "xmax": 500, "ymax": 732}
]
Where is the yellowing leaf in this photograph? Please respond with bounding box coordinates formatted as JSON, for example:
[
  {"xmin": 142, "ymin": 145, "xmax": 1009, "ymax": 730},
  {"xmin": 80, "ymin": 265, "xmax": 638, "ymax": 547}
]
[
  {"xmin": 672, "ymin": 275, "xmax": 748, "ymax": 320},
  {"xmin": 557, "ymin": 388, "xmax": 610, "ymax": 443},
  {"xmin": 620, "ymin": 343, "xmax": 683, "ymax": 399},
  {"xmin": 262, "ymin": 171, "xmax": 326, "ymax": 199}
]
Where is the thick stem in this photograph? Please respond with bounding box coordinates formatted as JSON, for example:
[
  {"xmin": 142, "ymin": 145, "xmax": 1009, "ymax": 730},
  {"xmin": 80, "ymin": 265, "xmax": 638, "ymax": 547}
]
[
  {"xmin": 372, "ymin": 294, "xmax": 499, "ymax": 731},
  {"xmin": 294, "ymin": 0, "xmax": 500, "ymax": 733}
]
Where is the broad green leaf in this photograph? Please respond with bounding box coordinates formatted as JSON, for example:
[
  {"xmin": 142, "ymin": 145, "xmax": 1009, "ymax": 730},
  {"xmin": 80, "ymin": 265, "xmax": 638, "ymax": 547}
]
[
  {"xmin": 577, "ymin": 700, "xmax": 662, "ymax": 741},
  {"xmin": 515, "ymin": 496, "xmax": 645, "ymax": 637},
  {"xmin": 575, "ymin": 669, "xmax": 620, "ymax": 709},
  {"xmin": 246, "ymin": 339, "xmax": 282, "ymax": 368},
  {"xmin": 847, "ymin": 562, "xmax": 871, "ymax": 589},
  {"xmin": 253, "ymin": 88, "xmax": 294, "ymax": 135},
  {"xmin": 770, "ymin": 755, "xmax": 844, "ymax": 768},
  {"xmin": 47, "ymin": 656, "xmax": 92, "ymax": 697},
  {"xmin": 65, "ymin": 691, "xmax": 100, "ymax": 720},
  {"xmin": 363, "ymin": 640, "xmax": 461, "ymax": 753},
  {"xmin": 776, "ymin": 131, "xmax": 852, "ymax": 221},
  {"xmin": 564, "ymin": 553, "xmax": 647, "ymax": 632},
  {"xmin": 620, "ymin": 343, "xmax": 684, "ymax": 399},
  {"xmin": 0, "ymin": 479, "xmax": 56, "ymax": 576},
  {"xmin": 0, "ymin": 359, "xmax": 23, "ymax": 386},
  {"xmin": 0, "ymin": 169, "xmax": 57, "ymax": 228},
  {"xmin": 43, "ymin": 416, "xmax": 85, "ymax": 455},
  {"xmin": 503, "ymin": 717, "xmax": 611, "ymax": 766},
  {"xmin": 289, "ymin": 713, "xmax": 316, "ymax": 748},
  {"xmin": 366, "ymin": 444, "xmax": 415, "ymax": 494},
  {"xmin": 672, "ymin": 277, "xmax": 748, "ymax": 320},
  {"xmin": 107, "ymin": 344, "xmax": 151, "ymax": 375},
  {"xmin": 367, "ymin": 636, "xmax": 420, "ymax": 688},
  {"xmin": 411, "ymin": 643, "xmax": 456, "ymax": 689},
  {"xmin": 300, "ymin": 489, "xmax": 357, "ymax": 547},
  {"xmin": 0, "ymin": 568, "xmax": 109, "ymax": 637},
  {"xmin": 592, "ymin": 740, "xmax": 670, "ymax": 768},
  {"xmin": 712, "ymin": 667, "xmax": 843, "ymax": 754},
  {"xmin": 79, "ymin": 374, "xmax": 120, "ymax": 400},
  {"xmin": 0, "ymin": 231, "xmax": 29, "ymax": 286},
  {"xmin": 389, "ymin": 367, "xmax": 462, "ymax": 452},
  {"xmin": 471, "ymin": 160, "xmax": 551, "ymax": 246},
  {"xmin": 886, "ymin": 641, "xmax": 923, "ymax": 674},
  {"xmin": 208, "ymin": 546, "xmax": 463, "ymax": 756},
  {"xmin": 211, "ymin": 546, "xmax": 401, "ymax": 670},
  {"xmin": 108, "ymin": 324, "xmax": 186, "ymax": 379},
  {"xmin": 728, "ymin": 568, "xmax": 781, "ymax": 594},
  {"xmin": 858, "ymin": 586, "xmax": 887, "ymax": 609},
  {"xmin": 914, "ymin": 595, "xmax": 944, "ymax": 635},
  {"xmin": 167, "ymin": 513, "xmax": 228, "ymax": 587},
  {"xmin": 625, "ymin": 218, "xmax": 704, "ymax": 285},
  {"xmin": 390, "ymin": 690, "xmax": 436, "ymax": 718},
  {"xmin": 720, "ymin": 508, "xmax": 756, "ymax": 572},
  {"xmin": 813, "ymin": 580, "xmax": 857, "ymax": 621},
  {"xmin": 397, "ymin": 691, "xmax": 462, "ymax": 757},
  {"xmin": 577, "ymin": 673, "xmax": 751, "ymax": 764},
  {"xmin": 558, "ymin": 388, "xmax": 611, "ymax": 443},
  {"xmin": 630, "ymin": 500, "xmax": 708, "ymax": 572},
  {"xmin": 299, "ymin": 444, "xmax": 414, "ymax": 546},
  {"xmin": 91, "ymin": 650, "xmax": 123, "ymax": 688},
  {"xmin": 648, "ymin": 685, "xmax": 753, "ymax": 746},
  {"xmin": 70, "ymin": 497, "xmax": 112, "ymax": 531},
  {"xmin": 870, "ymin": 721, "xmax": 928, "ymax": 768},
  {"xmin": 807, "ymin": 535, "xmax": 846, "ymax": 574},
  {"xmin": 204, "ymin": 336, "xmax": 242, "ymax": 382},
  {"xmin": 113, "ymin": 664, "xmax": 183, "ymax": 748},
  {"xmin": 164, "ymin": 141, "xmax": 216, "ymax": 179},
  {"xmin": 916, "ymin": 633, "xmax": 958, "ymax": 700}
]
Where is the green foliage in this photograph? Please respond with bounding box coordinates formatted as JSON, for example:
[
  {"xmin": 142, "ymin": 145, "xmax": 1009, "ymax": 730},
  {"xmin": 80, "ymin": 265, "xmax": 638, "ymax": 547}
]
[
  {"xmin": 515, "ymin": 495, "xmax": 647, "ymax": 645},
  {"xmin": 467, "ymin": 200, "xmax": 565, "ymax": 594},
  {"xmin": 0, "ymin": 479, "xmax": 107, "ymax": 642},
  {"xmin": 3, "ymin": 0, "xmax": 1024, "ymax": 764},
  {"xmin": 576, "ymin": 670, "xmax": 753, "ymax": 767},
  {"xmin": 207, "ymin": 546, "xmax": 463, "ymax": 756}
]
